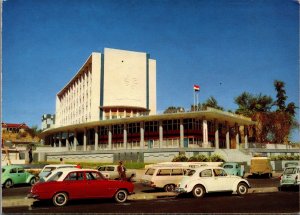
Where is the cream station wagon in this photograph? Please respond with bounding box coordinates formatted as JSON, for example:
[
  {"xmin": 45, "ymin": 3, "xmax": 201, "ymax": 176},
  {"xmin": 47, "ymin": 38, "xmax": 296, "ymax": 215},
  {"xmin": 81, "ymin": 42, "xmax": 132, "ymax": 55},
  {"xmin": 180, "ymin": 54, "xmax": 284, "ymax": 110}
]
[{"xmin": 175, "ymin": 166, "xmax": 251, "ymax": 197}]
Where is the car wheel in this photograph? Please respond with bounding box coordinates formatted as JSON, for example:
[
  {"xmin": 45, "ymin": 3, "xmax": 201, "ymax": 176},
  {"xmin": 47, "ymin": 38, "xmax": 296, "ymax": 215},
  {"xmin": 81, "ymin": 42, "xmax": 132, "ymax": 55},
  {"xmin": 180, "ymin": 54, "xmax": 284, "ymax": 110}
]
[
  {"xmin": 114, "ymin": 189, "xmax": 128, "ymax": 203},
  {"xmin": 29, "ymin": 177, "xmax": 36, "ymax": 186},
  {"xmin": 4, "ymin": 179, "xmax": 13, "ymax": 188},
  {"xmin": 52, "ymin": 192, "xmax": 68, "ymax": 207},
  {"xmin": 192, "ymin": 185, "xmax": 205, "ymax": 198},
  {"xmin": 164, "ymin": 184, "xmax": 175, "ymax": 192},
  {"xmin": 237, "ymin": 183, "xmax": 248, "ymax": 195}
]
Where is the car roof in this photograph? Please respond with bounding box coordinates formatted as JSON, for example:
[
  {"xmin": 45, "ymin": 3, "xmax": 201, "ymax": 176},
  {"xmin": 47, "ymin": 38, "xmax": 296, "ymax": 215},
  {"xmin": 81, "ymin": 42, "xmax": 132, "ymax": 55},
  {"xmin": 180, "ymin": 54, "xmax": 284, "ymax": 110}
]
[{"xmin": 43, "ymin": 164, "xmax": 77, "ymax": 168}]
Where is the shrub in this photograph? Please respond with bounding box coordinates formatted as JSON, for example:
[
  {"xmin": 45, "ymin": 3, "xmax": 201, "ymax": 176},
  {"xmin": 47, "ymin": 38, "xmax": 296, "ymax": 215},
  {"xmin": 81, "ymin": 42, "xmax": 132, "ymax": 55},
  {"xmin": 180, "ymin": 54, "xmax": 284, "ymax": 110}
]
[
  {"xmin": 172, "ymin": 155, "xmax": 188, "ymax": 162},
  {"xmin": 195, "ymin": 154, "xmax": 209, "ymax": 162},
  {"xmin": 209, "ymin": 154, "xmax": 225, "ymax": 162}
]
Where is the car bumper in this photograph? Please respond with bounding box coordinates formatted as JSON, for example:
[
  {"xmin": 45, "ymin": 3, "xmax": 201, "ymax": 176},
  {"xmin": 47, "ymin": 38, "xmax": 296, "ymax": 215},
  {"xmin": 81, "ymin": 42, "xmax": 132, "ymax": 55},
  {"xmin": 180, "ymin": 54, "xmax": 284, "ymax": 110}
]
[
  {"xmin": 175, "ymin": 188, "xmax": 187, "ymax": 194},
  {"xmin": 27, "ymin": 193, "xmax": 39, "ymax": 199}
]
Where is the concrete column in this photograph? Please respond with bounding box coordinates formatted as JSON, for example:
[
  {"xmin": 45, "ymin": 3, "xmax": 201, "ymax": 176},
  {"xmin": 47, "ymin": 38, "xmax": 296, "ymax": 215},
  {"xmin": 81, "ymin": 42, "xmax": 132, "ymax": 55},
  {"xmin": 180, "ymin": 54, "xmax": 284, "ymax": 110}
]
[
  {"xmin": 83, "ymin": 128, "xmax": 87, "ymax": 151},
  {"xmin": 235, "ymin": 124, "xmax": 240, "ymax": 149},
  {"xmin": 244, "ymin": 125, "xmax": 248, "ymax": 149},
  {"xmin": 59, "ymin": 133, "xmax": 62, "ymax": 148},
  {"xmin": 123, "ymin": 124, "xmax": 127, "ymax": 149},
  {"xmin": 66, "ymin": 131, "xmax": 70, "ymax": 150},
  {"xmin": 108, "ymin": 125, "xmax": 112, "ymax": 149},
  {"xmin": 140, "ymin": 122, "xmax": 144, "ymax": 149},
  {"xmin": 203, "ymin": 120, "xmax": 208, "ymax": 147},
  {"xmin": 74, "ymin": 131, "xmax": 78, "ymax": 151},
  {"xmin": 109, "ymin": 109, "xmax": 112, "ymax": 119},
  {"xmin": 180, "ymin": 119, "xmax": 184, "ymax": 148},
  {"xmin": 117, "ymin": 109, "xmax": 119, "ymax": 118},
  {"xmin": 214, "ymin": 119, "xmax": 219, "ymax": 149},
  {"xmin": 53, "ymin": 135, "xmax": 57, "ymax": 147},
  {"xmin": 159, "ymin": 121, "xmax": 163, "ymax": 148},
  {"xmin": 95, "ymin": 127, "xmax": 99, "ymax": 150},
  {"xmin": 226, "ymin": 122, "xmax": 230, "ymax": 149}
]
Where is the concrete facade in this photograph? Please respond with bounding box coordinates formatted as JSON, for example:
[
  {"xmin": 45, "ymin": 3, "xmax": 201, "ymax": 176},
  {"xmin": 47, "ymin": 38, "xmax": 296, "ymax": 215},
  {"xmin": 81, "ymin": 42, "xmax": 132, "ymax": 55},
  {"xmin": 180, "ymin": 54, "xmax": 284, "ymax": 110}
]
[{"xmin": 55, "ymin": 48, "xmax": 156, "ymax": 127}]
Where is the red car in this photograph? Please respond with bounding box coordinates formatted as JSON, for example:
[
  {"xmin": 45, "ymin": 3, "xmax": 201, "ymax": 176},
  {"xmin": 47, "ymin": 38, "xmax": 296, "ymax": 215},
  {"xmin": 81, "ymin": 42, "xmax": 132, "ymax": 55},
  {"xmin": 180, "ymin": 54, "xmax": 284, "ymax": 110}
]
[{"xmin": 28, "ymin": 168, "xmax": 134, "ymax": 206}]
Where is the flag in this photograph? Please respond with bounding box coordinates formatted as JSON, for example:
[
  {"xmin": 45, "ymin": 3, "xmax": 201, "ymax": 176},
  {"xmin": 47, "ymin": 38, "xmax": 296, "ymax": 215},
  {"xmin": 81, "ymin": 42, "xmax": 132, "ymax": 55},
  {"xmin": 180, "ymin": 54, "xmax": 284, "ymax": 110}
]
[{"xmin": 193, "ymin": 84, "xmax": 200, "ymax": 91}]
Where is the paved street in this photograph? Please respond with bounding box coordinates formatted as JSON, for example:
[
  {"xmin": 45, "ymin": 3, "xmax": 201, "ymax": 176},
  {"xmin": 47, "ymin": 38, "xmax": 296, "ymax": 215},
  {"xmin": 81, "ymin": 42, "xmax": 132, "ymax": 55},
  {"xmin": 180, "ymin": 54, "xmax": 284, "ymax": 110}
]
[{"xmin": 3, "ymin": 191, "xmax": 299, "ymax": 213}]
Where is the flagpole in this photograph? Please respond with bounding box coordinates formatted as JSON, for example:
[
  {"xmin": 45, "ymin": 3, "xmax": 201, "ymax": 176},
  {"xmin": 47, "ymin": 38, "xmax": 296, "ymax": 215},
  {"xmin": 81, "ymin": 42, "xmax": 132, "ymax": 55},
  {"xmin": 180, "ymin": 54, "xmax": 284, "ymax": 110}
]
[{"xmin": 193, "ymin": 90, "xmax": 195, "ymax": 112}]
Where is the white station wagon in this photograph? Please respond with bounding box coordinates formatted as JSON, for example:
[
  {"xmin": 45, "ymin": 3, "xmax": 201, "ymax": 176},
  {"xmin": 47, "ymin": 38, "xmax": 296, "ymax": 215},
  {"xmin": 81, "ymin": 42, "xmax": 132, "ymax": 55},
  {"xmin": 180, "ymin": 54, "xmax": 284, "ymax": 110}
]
[{"xmin": 175, "ymin": 166, "xmax": 251, "ymax": 197}]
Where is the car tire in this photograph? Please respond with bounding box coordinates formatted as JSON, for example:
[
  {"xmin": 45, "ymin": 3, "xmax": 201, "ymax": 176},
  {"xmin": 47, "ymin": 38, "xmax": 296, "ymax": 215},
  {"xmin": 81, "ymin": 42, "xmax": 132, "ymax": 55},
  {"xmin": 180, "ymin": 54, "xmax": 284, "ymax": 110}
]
[
  {"xmin": 114, "ymin": 189, "xmax": 128, "ymax": 203},
  {"xmin": 52, "ymin": 192, "xmax": 68, "ymax": 207},
  {"xmin": 192, "ymin": 185, "xmax": 205, "ymax": 198},
  {"xmin": 164, "ymin": 184, "xmax": 175, "ymax": 192},
  {"xmin": 4, "ymin": 179, "xmax": 13, "ymax": 188},
  {"xmin": 237, "ymin": 183, "xmax": 248, "ymax": 195},
  {"xmin": 29, "ymin": 177, "xmax": 36, "ymax": 186}
]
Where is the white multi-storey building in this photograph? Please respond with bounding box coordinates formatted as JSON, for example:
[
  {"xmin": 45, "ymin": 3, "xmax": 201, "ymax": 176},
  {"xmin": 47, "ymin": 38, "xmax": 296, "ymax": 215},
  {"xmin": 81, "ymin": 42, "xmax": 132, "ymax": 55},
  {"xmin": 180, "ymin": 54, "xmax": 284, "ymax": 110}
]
[{"xmin": 55, "ymin": 48, "xmax": 156, "ymax": 127}]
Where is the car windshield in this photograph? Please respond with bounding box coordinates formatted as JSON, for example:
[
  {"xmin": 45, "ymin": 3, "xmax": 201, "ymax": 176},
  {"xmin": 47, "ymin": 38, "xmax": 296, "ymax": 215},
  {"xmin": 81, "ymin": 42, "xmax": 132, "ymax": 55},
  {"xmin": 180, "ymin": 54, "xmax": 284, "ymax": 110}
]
[
  {"xmin": 223, "ymin": 165, "xmax": 233, "ymax": 169},
  {"xmin": 284, "ymin": 167, "xmax": 297, "ymax": 175},
  {"xmin": 186, "ymin": 169, "xmax": 196, "ymax": 176},
  {"xmin": 47, "ymin": 171, "xmax": 63, "ymax": 182},
  {"xmin": 145, "ymin": 168, "xmax": 155, "ymax": 175}
]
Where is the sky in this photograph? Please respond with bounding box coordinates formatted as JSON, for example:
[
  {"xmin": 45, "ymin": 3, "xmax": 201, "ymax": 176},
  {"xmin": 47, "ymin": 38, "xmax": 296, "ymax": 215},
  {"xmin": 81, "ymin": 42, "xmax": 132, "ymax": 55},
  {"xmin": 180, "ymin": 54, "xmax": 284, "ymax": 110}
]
[{"xmin": 2, "ymin": 0, "xmax": 299, "ymax": 141}]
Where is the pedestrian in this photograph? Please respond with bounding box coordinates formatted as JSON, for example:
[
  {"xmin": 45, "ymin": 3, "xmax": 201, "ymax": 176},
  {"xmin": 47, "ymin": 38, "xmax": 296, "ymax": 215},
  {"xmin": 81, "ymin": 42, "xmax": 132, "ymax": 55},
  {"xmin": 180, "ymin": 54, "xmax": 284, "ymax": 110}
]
[
  {"xmin": 76, "ymin": 163, "xmax": 81, "ymax": 168},
  {"xmin": 28, "ymin": 147, "xmax": 33, "ymax": 164},
  {"xmin": 117, "ymin": 161, "xmax": 126, "ymax": 180},
  {"xmin": 60, "ymin": 157, "xmax": 64, "ymax": 164}
]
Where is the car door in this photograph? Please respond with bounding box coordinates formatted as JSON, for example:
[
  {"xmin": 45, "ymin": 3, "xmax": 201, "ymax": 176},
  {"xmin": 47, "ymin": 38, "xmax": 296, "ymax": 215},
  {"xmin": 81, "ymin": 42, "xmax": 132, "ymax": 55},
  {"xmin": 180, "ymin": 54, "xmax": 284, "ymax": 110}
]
[
  {"xmin": 16, "ymin": 168, "xmax": 27, "ymax": 184},
  {"xmin": 198, "ymin": 169, "xmax": 216, "ymax": 192},
  {"xmin": 63, "ymin": 171, "xmax": 86, "ymax": 199},
  {"xmin": 84, "ymin": 171, "xmax": 111, "ymax": 198},
  {"xmin": 212, "ymin": 168, "xmax": 232, "ymax": 191}
]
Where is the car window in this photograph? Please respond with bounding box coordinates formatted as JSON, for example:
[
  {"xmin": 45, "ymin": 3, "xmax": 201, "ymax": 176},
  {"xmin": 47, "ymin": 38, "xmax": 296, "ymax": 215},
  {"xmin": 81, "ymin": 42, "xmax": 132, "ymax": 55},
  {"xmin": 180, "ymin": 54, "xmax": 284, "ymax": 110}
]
[
  {"xmin": 157, "ymin": 169, "xmax": 171, "ymax": 176},
  {"xmin": 186, "ymin": 169, "xmax": 196, "ymax": 176},
  {"xmin": 98, "ymin": 167, "xmax": 106, "ymax": 171},
  {"xmin": 2, "ymin": 168, "xmax": 6, "ymax": 173},
  {"xmin": 106, "ymin": 167, "xmax": 114, "ymax": 171},
  {"xmin": 18, "ymin": 168, "xmax": 25, "ymax": 173},
  {"xmin": 145, "ymin": 168, "xmax": 155, "ymax": 175},
  {"xmin": 171, "ymin": 169, "xmax": 183, "ymax": 176},
  {"xmin": 213, "ymin": 169, "xmax": 227, "ymax": 177},
  {"xmin": 48, "ymin": 172, "xmax": 63, "ymax": 181},
  {"xmin": 223, "ymin": 165, "xmax": 233, "ymax": 169},
  {"xmin": 200, "ymin": 169, "xmax": 212, "ymax": 177},
  {"xmin": 64, "ymin": 172, "xmax": 84, "ymax": 181},
  {"xmin": 284, "ymin": 167, "xmax": 297, "ymax": 175},
  {"xmin": 43, "ymin": 167, "xmax": 57, "ymax": 172},
  {"xmin": 10, "ymin": 168, "xmax": 17, "ymax": 174},
  {"xmin": 85, "ymin": 172, "xmax": 102, "ymax": 180}
]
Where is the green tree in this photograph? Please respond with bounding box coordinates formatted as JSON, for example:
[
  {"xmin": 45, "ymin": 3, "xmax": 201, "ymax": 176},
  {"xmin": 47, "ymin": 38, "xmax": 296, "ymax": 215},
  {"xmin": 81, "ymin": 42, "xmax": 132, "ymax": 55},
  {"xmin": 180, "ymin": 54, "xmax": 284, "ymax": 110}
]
[
  {"xmin": 274, "ymin": 80, "xmax": 287, "ymax": 111},
  {"xmin": 202, "ymin": 96, "xmax": 224, "ymax": 111}
]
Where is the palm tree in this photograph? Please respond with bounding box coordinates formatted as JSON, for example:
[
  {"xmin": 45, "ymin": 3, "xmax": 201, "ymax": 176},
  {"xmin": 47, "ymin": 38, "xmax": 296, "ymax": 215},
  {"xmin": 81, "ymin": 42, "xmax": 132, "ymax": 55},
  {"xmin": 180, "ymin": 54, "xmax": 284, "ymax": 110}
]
[{"xmin": 202, "ymin": 96, "xmax": 224, "ymax": 111}]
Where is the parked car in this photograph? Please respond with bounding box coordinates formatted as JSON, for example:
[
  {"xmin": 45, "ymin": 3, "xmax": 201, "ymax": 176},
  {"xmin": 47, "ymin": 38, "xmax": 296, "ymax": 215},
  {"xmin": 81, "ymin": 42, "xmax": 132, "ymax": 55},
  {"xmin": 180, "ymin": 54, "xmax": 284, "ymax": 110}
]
[
  {"xmin": 175, "ymin": 166, "xmax": 251, "ymax": 197},
  {"xmin": 97, "ymin": 165, "xmax": 136, "ymax": 181},
  {"xmin": 141, "ymin": 165, "xmax": 189, "ymax": 192},
  {"xmin": 279, "ymin": 165, "xmax": 300, "ymax": 191},
  {"xmin": 1, "ymin": 165, "xmax": 37, "ymax": 188},
  {"xmin": 38, "ymin": 164, "xmax": 78, "ymax": 179},
  {"xmin": 250, "ymin": 157, "xmax": 273, "ymax": 177},
  {"xmin": 284, "ymin": 162, "xmax": 299, "ymax": 168},
  {"xmin": 28, "ymin": 168, "xmax": 135, "ymax": 206},
  {"xmin": 222, "ymin": 162, "xmax": 244, "ymax": 177}
]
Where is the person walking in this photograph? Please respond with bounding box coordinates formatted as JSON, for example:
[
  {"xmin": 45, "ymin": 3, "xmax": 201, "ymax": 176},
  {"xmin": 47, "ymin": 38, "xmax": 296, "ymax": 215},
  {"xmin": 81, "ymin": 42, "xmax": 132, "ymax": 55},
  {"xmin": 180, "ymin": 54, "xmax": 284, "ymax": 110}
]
[
  {"xmin": 28, "ymin": 147, "xmax": 33, "ymax": 164},
  {"xmin": 117, "ymin": 161, "xmax": 126, "ymax": 180}
]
